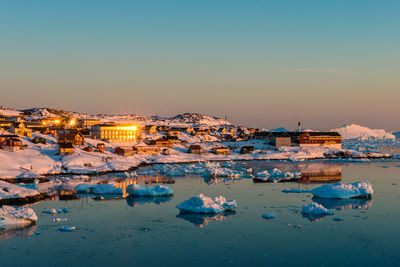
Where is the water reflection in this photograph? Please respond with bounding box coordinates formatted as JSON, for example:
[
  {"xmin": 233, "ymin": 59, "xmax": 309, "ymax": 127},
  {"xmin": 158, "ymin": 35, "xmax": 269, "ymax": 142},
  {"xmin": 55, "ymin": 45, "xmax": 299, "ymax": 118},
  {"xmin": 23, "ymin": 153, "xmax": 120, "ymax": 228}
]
[
  {"xmin": 177, "ymin": 211, "xmax": 236, "ymax": 228},
  {"xmin": 312, "ymin": 197, "xmax": 373, "ymax": 210},
  {"xmin": 0, "ymin": 224, "xmax": 37, "ymax": 241},
  {"xmin": 126, "ymin": 195, "xmax": 173, "ymax": 207},
  {"xmin": 301, "ymin": 212, "xmax": 333, "ymax": 223}
]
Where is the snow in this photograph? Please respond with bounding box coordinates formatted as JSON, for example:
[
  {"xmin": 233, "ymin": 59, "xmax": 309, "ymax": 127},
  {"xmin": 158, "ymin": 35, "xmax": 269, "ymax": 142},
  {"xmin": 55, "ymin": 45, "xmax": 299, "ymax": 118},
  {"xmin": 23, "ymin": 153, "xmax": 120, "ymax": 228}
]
[
  {"xmin": 311, "ymin": 181, "xmax": 374, "ymax": 199},
  {"xmin": 126, "ymin": 184, "xmax": 173, "ymax": 197},
  {"xmin": 262, "ymin": 213, "xmax": 276, "ymax": 219},
  {"xmin": 301, "ymin": 202, "xmax": 333, "ymax": 215},
  {"xmin": 0, "ymin": 205, "xmax": 38, "ymax": 229},
  {"xmin": 177, "ymin": 194, "xmax": 237, "ymax": 214},
  {"xmin": 331, "ymin": 124, "xmax": 395, "ymax": 140},
  {"xmin": 0, "ymin": 180, "xmax": 40, "ymax": 200}
]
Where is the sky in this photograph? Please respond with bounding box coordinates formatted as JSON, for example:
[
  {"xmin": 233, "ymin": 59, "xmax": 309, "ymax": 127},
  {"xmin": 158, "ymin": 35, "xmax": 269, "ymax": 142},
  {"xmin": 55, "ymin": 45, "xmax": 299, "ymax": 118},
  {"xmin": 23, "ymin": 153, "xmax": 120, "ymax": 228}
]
[{"xmin": 0, "ymin": 0, "xmax": 399, "ymax": 130}]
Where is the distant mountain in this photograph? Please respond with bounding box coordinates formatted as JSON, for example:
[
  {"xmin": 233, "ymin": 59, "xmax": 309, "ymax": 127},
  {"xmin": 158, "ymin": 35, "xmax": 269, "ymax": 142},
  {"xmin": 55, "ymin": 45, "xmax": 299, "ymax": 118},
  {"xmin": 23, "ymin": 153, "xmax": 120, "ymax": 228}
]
[
  {"xmin": 331, "ymin": 124, "xmax": 395, "ymax": 140},
  {"xmin": 151, "ymin": 113, "xmax": 231, "ymax": 127},
  {"xmin": 269, "ymin": 127, "xmax": 289, "ymax": 132}
]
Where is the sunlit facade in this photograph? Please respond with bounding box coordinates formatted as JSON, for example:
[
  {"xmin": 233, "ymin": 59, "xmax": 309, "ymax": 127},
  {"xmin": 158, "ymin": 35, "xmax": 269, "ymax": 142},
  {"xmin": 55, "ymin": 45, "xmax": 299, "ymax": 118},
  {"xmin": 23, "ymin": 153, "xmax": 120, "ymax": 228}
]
[{"xmin": 92, "ymin": 124, "xmax": 137, "ymax": 143}]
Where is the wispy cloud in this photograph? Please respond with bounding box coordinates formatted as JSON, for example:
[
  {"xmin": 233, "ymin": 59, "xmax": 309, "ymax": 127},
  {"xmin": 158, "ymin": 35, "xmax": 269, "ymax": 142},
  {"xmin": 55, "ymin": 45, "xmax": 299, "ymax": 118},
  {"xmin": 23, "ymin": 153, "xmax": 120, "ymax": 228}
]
[{"xmin": 282, "ymin": 68, "xmax": 349, "ymax": 73}]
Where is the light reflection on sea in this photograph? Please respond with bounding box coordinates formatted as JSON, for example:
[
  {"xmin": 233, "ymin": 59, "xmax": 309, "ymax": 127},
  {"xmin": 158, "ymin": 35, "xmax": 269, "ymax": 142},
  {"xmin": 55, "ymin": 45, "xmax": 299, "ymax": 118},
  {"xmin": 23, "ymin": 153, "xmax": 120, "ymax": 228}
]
[{"xmin": 0, "ymin": 161, "xmax": 399, "ymax": 266}]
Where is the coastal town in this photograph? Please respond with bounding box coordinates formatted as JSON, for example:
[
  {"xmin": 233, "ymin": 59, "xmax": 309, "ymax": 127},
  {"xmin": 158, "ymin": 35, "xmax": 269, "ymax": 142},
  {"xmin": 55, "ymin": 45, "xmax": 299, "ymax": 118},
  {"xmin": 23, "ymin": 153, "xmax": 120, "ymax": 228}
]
[{"xmin": 0, "ymin": 106, "xmax": 396, "ymax": 181}]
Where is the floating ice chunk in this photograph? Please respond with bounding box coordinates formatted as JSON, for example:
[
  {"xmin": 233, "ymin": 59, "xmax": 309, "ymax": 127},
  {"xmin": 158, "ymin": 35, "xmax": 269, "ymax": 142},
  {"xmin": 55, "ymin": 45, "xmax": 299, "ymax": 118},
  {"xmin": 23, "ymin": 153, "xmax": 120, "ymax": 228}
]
[
  {"xmin": 59, "ymin": 226, "xmax": 76, "ymax": 232},
  {"xmin": 42, "ymin": 209, "xmax": 57, "ymax": 215},
  {"xmin": 91, "ymin": 184, "xmax": 123, "ymax": 195},
  {"xmin": 254, "ymin": 168, "xmax": 301, "ymax": 183},
  {"xmin": 126, "ymin": 184, "xmax": 173, "ymax": 197},
  {"xmin": 74, "ymin": 183, "xmax": 96, "ymax": 193},
  {"xmin": 262, "ymin": 213, "xmax": 276, "ymax": 219},
  {"xmin": 282, "ymin": 188, "xmax": 311, "ymax": 193},
  {"xmin": 311, "ymin": 181, "xmax": 374, "ymax": 199},
  {"xmin": 52, "ymin": 218, "xmax": 68, "ymax": 223},
  {"xmin": 332, "ymin": 217, "xmax": 344, "ymax": 221},
  {"xmin": 177, "ymin": 194, "xmax": 237, "ymax": 214},
  {"xmin": 301, "ymin": 202, "xmax": 334, "ymax": 215},
  {"xmin": 0, "ymin": 205, "xmax": 38, "ymax": 228}
]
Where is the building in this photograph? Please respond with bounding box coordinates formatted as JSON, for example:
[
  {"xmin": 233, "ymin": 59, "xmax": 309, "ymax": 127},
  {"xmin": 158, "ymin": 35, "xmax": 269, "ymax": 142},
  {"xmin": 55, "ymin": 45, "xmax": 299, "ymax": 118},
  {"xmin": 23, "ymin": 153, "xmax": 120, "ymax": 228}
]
[
  {"xmin": 167, "ymin": 128, "xmax": 181, "ymax": 136},
  {"xmin": 91, "ymin": 124, "xmax": 137, "ymax": 143},
  {"xmin": 59, "ymin": 142, "xmax": 74, "ymax": 155},
  {"xmin": 79, "ymin": 119, "xmax": 101, "ymax": 128},
  {"xmin": 141, "ymin": 125, "xmax": 157, "ymax": 135},
  {"xmin": 145, "ymin": 138, "xmax": 173, "ymax": 147},
  {"xmin": 299, "ymin": 132, "xmax": 342, "ymax": 149},
  {"xmin": 211, "ymin": 147, "xmax": 230, "ymax": 155},
  {"xmin": 114, "ymin": 146, "xmax": 134, "ymax": 157},
  {"xmin": 188, "ymin": 145, "xmax": 205, "ymax": 154},
  {"xmin": 58, "ymin": 132, "xmax": 84, "ymax": 146},
  {"xmin": 8, "ymin": 122, "xmax": 32, "ymax": 137},
  {"xmin": 0, "ymin": 135, "xmax": 22, "ymax": 151},
  {"xmin": 253, "ymin": 131, "xmax": 303, "ymax": 147},
  {"xmin": 97, "ymin": 143, "xmax": 106, "ymax": 152},
  {"xmin": 132, "ymin": 146, "xmax": 161, "ymax": 155}
]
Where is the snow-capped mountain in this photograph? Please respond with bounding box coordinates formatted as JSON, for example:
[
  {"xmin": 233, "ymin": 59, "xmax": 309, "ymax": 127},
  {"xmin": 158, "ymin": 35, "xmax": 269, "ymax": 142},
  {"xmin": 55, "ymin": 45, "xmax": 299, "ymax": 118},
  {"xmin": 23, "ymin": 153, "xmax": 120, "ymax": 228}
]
[{"xmin": 331, "ymin": 124, "xmax": 395, "ymax": 140}]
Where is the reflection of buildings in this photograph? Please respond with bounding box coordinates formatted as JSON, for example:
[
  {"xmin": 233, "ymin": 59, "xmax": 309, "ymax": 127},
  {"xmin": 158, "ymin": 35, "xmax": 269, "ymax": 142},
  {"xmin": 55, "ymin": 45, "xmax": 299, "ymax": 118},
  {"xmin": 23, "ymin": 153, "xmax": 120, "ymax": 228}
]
[
  {"xmin": 298, "ymin": 164, "xmax": 342, "ymax": 183},
  {"xmin": 177, "ymin": 212, "xmax": 236, "ymax": 228}
]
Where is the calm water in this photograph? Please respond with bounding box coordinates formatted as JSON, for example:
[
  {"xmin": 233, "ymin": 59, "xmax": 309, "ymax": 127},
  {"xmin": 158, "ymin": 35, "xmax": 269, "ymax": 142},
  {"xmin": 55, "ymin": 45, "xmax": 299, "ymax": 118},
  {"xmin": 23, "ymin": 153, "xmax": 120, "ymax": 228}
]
[{"xmin": 1, "ymin": 161, "xmax": 400, "ymax": 267}]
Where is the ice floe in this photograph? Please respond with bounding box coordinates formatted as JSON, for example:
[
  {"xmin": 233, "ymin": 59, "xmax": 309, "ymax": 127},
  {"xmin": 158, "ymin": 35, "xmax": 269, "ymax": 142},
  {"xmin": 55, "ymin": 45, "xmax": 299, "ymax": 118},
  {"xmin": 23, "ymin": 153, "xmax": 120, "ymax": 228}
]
[
  {"xmin": 126, "ymin": 184, "xmax": 173, "ymax": 197},
  {"xmin": 282, "ymin": 188, "xmax": 311, "ymax": 193},
  {"xmin": 59, "ymin": 226, "xmax": 76, "ymax": 232},
  {"xmin": 301, "ymin": 203, "xmax": 334, "ymax": 215},
  {"xmin": 177, "ymin": 194, "xmax": 237, "ymax": 214},
  {"xmin": 311, "ymin": 181, "xmax": 374, "ymax": 199},
  {"xmin": 74, "ymin": 183, "xmax": 122, "ymax": 195},
  {"xmin": 262, "ymin": 213, "xmax": 276, "ymax": 219},
  {"xmin": 253, "ymin": 168, "xmax": 301, "ymax": 183},
  {"xmin": 0, "ymin": 205, "xmax": 38, "ymax": 229}
]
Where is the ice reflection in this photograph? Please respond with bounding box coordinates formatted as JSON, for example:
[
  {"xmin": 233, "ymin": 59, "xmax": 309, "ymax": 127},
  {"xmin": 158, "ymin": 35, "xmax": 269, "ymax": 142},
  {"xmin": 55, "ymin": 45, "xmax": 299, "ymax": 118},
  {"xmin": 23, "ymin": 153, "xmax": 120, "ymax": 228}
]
[
  {"xmin": 177, "ymin": 211, "xmax": 236, "ymax": 228},
  {"xmin": 126, "ymin": 195, "xmax": 173, "ymax": 207},
  {"xmin": 0, "ymin": 224, "xmax": 37, "ymax": 241},
  {"xmin": 301, "ymin": 212, "xmax": 333, "ymax": 223},
  {"xmin": 312, "ymin": 197, "xmax": 373, "ymax": 210}
]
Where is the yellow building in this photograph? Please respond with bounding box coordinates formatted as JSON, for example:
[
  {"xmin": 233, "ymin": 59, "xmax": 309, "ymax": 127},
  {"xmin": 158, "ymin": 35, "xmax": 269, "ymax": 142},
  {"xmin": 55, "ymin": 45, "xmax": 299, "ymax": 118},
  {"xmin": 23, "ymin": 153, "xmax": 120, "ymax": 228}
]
[{"xmin": 92, "ymin": 124, "xmax": 137, "ymax": 143}]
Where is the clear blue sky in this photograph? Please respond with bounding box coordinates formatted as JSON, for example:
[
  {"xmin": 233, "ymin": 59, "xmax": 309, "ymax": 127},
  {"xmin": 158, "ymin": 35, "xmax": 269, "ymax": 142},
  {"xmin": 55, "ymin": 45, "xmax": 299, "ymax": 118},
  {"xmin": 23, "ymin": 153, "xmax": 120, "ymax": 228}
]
[{"xmin": 1, "ymin": 0, "xmax": 399, "ymax": 130}]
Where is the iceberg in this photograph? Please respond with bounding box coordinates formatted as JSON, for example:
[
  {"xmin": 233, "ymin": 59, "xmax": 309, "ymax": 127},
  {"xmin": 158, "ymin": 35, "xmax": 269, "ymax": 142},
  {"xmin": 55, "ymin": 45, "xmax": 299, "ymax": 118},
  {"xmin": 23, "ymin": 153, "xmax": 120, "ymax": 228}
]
[
  {"xmin": 177, "ymin": 194, "xmax": 237, "ymax": 214},
  {"xmin": 311, "ymin": 181, "xmax": 373, "ymax": 199},
  {"xmin": 282, "ymin": 188, "xmax": 311, "ymax": 193},
  {"xmin": 0, "ymin": 205, "xmax": 38, "ymax": 229},
  {"xmin": 301, "ymin": 202, "xmax": 333, "ymax": 215},
  {"xmin": 126, "ymin": 184, "xmax": 173, "ymax": 197}
]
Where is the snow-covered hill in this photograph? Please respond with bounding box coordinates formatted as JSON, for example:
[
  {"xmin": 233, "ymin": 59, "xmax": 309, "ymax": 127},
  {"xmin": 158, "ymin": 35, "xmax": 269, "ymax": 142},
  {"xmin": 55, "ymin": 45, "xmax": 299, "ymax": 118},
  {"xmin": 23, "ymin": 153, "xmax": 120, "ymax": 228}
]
[
  {"xmin": 331, "ymin": 124, "xmax": 395, "ymax": 140},
  {"xmin": 151, "ymin": 113, "xmax": 231, "ymax": 127},
  {"xmin": 4, "ymin": 107, "xmax": 230, "ymax": 127},
  {"xmin": 0, "ymin": 106, "xmax": 22, "ymax": 117}
]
